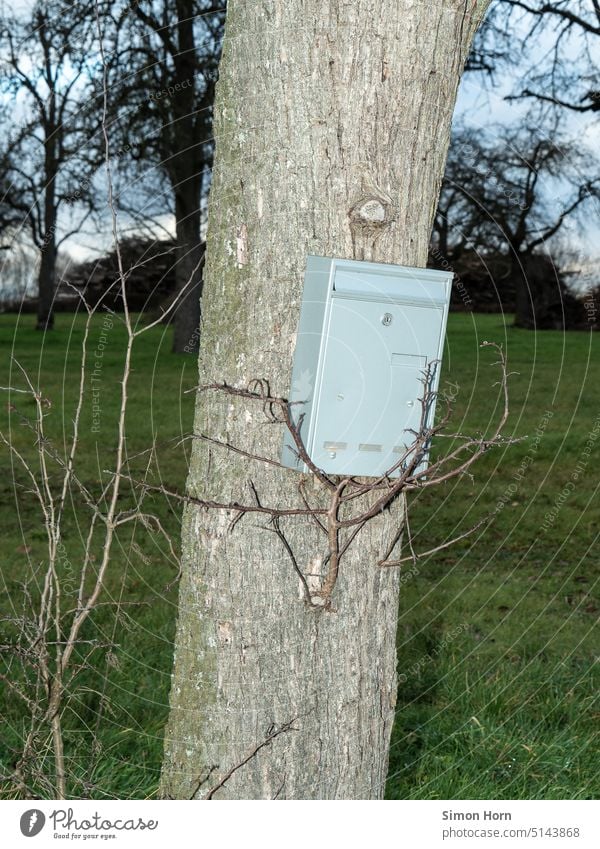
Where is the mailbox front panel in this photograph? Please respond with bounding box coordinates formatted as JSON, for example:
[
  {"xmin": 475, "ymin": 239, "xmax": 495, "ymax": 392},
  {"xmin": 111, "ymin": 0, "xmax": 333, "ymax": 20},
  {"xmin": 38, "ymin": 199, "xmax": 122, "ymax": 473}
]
[
  {"xmin": 282, "ymin": 256, "xmax": 452, "ymax": 478},
  {"xmin": 311, "ymin": 297, "xmax": 442, "ymax": 476}
]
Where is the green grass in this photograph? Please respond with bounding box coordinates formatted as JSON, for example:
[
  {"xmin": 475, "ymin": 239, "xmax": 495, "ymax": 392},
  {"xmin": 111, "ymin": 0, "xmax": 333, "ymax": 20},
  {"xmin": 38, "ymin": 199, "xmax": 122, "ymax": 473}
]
[
  {"xmin": 0, "ymin": 311, "xmax": 598, "ymax": 799},
  {"xmin": 386, "ymin": 313, "xmax": 599, "ymax": 800},
  {"xmin": 0, "ymin": 311, "xmax": 197, "ymax": 799}
]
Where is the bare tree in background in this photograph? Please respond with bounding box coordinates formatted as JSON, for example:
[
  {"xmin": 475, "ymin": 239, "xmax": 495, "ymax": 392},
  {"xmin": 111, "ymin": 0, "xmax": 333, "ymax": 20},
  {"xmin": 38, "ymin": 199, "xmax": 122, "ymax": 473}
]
[
  {"xmin": 107, "ymin": 0, "xmax": 225, "ymax": 353},
  {"xmin": 502, "ymin": 0, "xmax": 600, "ymax": 113},
  {"xmin": 438, "ymin": 122, "xmax": 599, "ymax": 327},
  {"xmin": 0, "ymin": 1, "xmax": 102, "ymax": 330}
]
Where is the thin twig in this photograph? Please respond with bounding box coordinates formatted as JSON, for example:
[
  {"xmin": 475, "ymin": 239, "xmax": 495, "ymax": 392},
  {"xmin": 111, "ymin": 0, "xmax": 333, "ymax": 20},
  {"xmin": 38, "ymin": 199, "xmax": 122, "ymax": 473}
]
[
  {"xmin": 380, "ymin": 516, "xmax": 492, "ymax": 567},
  {"xmin": 204, "ymin": 716, "xmax": 302, "ymax": 800}
]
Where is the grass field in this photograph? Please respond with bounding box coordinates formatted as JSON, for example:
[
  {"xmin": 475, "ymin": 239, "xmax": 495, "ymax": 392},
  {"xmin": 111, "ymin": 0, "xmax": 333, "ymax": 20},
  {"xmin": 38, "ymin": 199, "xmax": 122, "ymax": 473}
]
[{"xmin": 0, "ymin": 310, "xmax": 598, "ymax": 799}]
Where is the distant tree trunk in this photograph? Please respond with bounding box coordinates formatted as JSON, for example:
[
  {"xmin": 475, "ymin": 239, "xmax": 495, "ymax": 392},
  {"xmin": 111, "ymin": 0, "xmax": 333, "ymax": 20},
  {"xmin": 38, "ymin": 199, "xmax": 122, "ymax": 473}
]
[
  {"xmin": 161, "ymin": 0, "xmax": 491, "ymax": 800},
  {"xmin": 36, "ymin": 151, "xmax": 58, "ymax": 331},
  {"xmin": 513, "ymin": 251, "xmax": 532, "ymax": 328},
  {"xmin": 36, "ymin": 238, "xmax": 56, "ymax": 331},
  {"xmin": 513, "ymin": 251, "xmax": 554, "ymax": 329},
  {"xmin": 514, "ymin": 250, "xmax": 568, "ymax": 330},
  {"xmin": 172, "ymin": 187, "xmax": 203, "ymax": 354},
  {"xmin": 168, "ymin": 0, "xmax": 212, "ymax": 354}
]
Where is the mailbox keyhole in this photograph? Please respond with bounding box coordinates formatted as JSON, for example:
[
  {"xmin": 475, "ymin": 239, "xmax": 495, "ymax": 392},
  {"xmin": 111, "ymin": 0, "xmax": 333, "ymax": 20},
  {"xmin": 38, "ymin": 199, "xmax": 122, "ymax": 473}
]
[{"xmin": 381, "ymin": 313, "xmax": 393, "ymax": 326}]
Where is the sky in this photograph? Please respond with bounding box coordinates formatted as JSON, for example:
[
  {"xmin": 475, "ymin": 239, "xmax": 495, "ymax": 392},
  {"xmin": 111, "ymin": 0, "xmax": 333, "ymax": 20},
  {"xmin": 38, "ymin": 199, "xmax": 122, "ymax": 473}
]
[
  {"xmin": 2, "ymin": 0, "xmax": 599, "ymax": 283},
  {"xmin": 67, "ymin": 1, "xmax": 600, "ymax": 267},
  {"xmin": 453, "ymin": 7, "xmax": 599, "ymax": 272}
]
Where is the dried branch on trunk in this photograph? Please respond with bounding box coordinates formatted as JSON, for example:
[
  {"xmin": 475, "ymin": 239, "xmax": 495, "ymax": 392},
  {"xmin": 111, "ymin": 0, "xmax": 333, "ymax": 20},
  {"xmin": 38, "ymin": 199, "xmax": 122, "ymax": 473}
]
[{"xmin": 125, "ymin": 342, "xmax": 517, "ymax": 610}]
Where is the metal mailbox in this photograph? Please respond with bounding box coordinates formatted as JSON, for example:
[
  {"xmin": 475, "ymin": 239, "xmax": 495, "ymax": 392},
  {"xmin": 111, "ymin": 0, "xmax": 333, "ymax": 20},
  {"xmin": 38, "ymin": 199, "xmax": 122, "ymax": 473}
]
[{"xmin": 282, "ymin": 255, "xmax": 453, "ymax": 477}]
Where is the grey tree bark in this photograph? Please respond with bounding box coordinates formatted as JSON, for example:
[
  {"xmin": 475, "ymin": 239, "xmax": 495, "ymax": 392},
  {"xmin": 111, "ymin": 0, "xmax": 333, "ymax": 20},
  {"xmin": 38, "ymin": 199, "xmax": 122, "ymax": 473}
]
[{"xmin": 161, "ymin": 0, "xmax": 491, "ymax": 800}]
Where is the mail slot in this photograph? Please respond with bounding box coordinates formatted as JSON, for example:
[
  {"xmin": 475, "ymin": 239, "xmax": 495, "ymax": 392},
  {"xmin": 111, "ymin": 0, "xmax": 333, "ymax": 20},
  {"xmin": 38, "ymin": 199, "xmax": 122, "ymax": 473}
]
[{"xmin": 282, "ymin": 255, "xmax": 453, "ymax": 477}]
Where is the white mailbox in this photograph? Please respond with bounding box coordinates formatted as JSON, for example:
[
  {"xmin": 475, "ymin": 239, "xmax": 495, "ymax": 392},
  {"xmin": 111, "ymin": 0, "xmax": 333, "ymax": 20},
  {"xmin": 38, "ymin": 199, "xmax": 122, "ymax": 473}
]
[{"xmin": 282, "ymin": 255, "xmax": 453, "ymax": 478}]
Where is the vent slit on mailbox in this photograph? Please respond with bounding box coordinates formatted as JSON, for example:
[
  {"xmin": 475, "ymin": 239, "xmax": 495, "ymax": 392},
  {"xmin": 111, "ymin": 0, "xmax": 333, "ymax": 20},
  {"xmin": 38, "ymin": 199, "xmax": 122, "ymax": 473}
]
[{"xmin": 282, "ymin": 256, "xmax": 453, "ymax": 478}]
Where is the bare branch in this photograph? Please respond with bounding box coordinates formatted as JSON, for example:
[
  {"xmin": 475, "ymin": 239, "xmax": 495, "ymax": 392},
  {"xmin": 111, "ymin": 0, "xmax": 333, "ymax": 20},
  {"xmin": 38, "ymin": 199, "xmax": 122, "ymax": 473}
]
[
  {"xmin": 380, "ymin": 515, "xmax": 491, "ymax": 567},
  {"xmin": 203, "ymin": 715, "xmax": 303, "ymax": 800}
]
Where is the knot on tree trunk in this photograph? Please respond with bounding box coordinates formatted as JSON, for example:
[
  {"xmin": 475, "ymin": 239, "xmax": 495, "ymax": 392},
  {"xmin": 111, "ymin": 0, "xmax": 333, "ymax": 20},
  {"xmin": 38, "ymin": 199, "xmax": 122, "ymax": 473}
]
[
  {"xmin": 349, "ymin": 194, "xmax": 394, "ymax": 229},
  {"xmin": 349, "ymin": 189, "xmax": 396, "ymax": 260}
]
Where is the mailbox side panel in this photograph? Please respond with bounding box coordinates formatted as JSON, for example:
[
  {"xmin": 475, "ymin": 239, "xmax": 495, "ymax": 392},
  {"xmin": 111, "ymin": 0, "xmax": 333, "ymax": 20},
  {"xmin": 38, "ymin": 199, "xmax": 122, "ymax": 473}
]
[
  {"xmin": 281, "ymin": 256, "xmax": 332, "ymax": 471},
  {"xmin": 412, "ymin": 275, "xmax": 452, "ymax": 476}
]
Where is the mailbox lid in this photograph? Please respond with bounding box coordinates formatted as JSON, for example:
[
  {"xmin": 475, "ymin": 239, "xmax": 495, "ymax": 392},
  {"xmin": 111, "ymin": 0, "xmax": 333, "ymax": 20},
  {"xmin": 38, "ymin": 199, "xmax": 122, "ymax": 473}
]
[{"xmin": 333, "ymin": 266, "xmax": 449, "ymax": 306}]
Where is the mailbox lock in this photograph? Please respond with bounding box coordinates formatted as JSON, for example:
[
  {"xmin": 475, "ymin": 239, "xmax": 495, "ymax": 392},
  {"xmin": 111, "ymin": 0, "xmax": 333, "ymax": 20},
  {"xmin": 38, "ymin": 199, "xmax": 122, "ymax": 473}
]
[{"xmin": 381, "ymin": 313, "xmax": 393, "ymax": 326}]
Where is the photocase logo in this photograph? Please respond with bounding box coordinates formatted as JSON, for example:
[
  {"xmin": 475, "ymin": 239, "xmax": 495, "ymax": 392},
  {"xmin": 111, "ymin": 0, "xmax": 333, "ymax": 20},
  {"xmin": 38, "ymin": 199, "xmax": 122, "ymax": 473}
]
[{"xmin": 20, "ymin": 810, "xmax": 46, "ymax": 837}]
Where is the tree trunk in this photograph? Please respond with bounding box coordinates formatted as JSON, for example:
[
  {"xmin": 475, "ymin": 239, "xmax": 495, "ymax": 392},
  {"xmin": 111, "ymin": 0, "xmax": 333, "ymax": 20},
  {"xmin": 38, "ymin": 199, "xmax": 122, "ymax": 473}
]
[
  {"xmin": 169, "ymin": 0, "xmax": 206, "ymax": 355},
  {"xmin": 513, "ymin": 251, "xmax": 563, "ymax": 330},
  {"xmin": 37, "ymin": 131, "xmax": 58, "ymax": 331},
  {"xmin": 512, "ymin": 250, "xmax": 532, "ymax": 328},
  {"xmin": 36, "ymin": 230, "xmax": 56, "ymax": 331},
  {"xmin": 161, "ymin": 0, "xmax": 490, "ymax": 800},
  {"xmin": 171, "ymin": 190, "xmax": 203, "ymax": 354}
]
